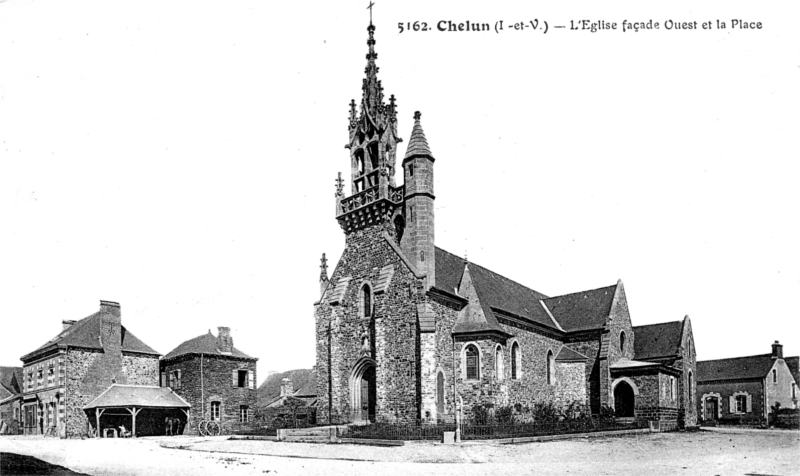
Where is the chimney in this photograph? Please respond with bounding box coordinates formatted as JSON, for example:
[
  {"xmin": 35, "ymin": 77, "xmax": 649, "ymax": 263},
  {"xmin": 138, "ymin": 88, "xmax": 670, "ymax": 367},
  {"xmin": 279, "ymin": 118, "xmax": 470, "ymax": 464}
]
[
  {"xmin": 218, "ymin": 327, "xmax": 233, "ymax": 354},
  {"xmin": 99, "ymin": 301, "xmax": 122, "ymax": 350},
  {"xmin": 280, "ymin": 378, "xmax": 293, "ymax": 397},
  {"xmin": 772, "ymin": 340, "xmax": 784, "ymax": 359},
  {"xmin": 62, "ymin": 320, "xmax": 77, "ymax": 331}
]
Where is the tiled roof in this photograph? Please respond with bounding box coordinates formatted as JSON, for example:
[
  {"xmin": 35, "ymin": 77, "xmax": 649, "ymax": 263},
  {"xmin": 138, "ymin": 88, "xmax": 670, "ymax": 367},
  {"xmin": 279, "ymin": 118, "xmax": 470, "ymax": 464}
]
[
  {"xmin": 556, "ymin": 346, "xmax": 589, "ymax": 362},
  {"xmin": 83, "ymin": 384, "xmax": 190, "ymax": 409},
  {"xmin": 542, "ymin": 285, "xmax": 617, "ymax": 332},
  {"xmin": 257, "ymin": 369, "xmax": 316, "ymax": 407},
  {"xmin": 22, "ymin": 312, "xmax": 159, "ymax": 361},
  {"xmin": 696, "ymin": 354, "xmax": 777, "ymax": 382},
  {"xmin": 163, "ymin": 331, "xmax": 254, "ymax": 361},
  {"xmin": 404, "ymin": 112, "xmax": 432, "ymax": 158},
  {"xmin": 633, "ymin": 321, "xmax": 684, "ymax": 360},
  {"xmin": 435, "ymin": 248, "xmax": 553, "ymax": 332}
]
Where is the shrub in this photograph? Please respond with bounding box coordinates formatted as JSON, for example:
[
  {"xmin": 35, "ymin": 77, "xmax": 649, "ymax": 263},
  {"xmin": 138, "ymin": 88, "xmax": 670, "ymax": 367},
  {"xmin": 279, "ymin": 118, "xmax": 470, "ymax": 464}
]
[{"xmin": 495, "ymin": 405, "xmax": 514, "ymax": 423}]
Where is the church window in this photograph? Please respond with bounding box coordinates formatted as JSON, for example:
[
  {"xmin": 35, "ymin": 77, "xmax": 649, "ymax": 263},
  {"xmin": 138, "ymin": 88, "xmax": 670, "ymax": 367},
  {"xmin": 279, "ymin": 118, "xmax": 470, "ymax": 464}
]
[
  {"xmin": 495, "ymin": 346, "xmax": 504, "ymax": 381},
  {"xmin": 773, "ymin": 369, "xmax": 777, "ymax": 383},
  {"xmin": 670, "ymin": 376, "xmax": 676, "ymax": 400},
  {"xmin": 409, "ymin": 206, "xmax": 413, "ymax": 220},
  {"xmin": 619, "ymin": 331, "xmax": 626, "ymax": 353},
  {"xmin": 466, "ymin": 345, "xmax": 479, "ymax": 380},
  {"xmin": 356, "ymin": 151, "xmax": 365, "ymax": 175},
  {"xmin": 792, "ymin": 382, "xmax": 796, "ymax": 399},
  {"xmin": 511, "ymin": 342, "xmax": 521, "ymax": 380},
  {"xmin": 210, "ymin": 401, "xmax": 220, "ymax": 421},
  {"xmin": 409, "ymin": 164, "xmax": 414, "ymax": 177},
  {"xmin": 547, "ymin": 350, "xmax": 555, "ymax": 385},
  {"xmin": 420, "ymin": 251, "xmax": 425, "ymax": 262},
  {"xmin": 368, "ymin": 143, "xmax": 379, "ymax": 170},
  {"xmin": 362, "ymin": 284, "xmax": 372, "ymax": 318},
  {"xmin": 688, "ymin": 371, "xmax": 693, "ymax": 398},
  {"xmin": 394, "ymin": 215, "xmax": 405, "ymax": 244}
]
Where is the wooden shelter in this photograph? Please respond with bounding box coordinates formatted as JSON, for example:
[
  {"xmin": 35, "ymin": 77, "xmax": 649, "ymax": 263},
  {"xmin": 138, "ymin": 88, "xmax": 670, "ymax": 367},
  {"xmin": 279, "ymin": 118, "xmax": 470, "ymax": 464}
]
[{"xmin": 83, "ymin": 384, "xmax": 190, "ymax": 437}]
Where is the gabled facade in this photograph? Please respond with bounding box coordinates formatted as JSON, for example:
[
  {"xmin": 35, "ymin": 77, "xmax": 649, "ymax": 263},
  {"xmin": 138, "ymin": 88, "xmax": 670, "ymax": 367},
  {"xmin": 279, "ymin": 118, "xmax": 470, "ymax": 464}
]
[
  {"xmin": 314, "ymin": 19, "xmax": 697, "ymax": 429},
  {"xmin": 0, "ymin": 366, "xmax": 23, "ymax": 434},
  {"xmin": 160, "ymin": 327, "xmax": 258, "ymax": 431},
  {"xmin": 696, "ymin": 341, "xmax": 798, "ymax": 423},
  {"xmin": 18, "ymin": 300, "xmax": 160, "ymax": 436}
]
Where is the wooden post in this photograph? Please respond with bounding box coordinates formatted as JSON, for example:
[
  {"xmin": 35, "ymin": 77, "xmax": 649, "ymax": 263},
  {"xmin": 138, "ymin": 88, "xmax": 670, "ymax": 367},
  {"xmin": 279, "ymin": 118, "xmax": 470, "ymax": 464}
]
[
  {"xmin": 130, "ymin": 407, "xmax": 141, "ymax": 437},
  {"xmin": 95, "ymin": 408, "xmax": 105, "ymax": 437}
]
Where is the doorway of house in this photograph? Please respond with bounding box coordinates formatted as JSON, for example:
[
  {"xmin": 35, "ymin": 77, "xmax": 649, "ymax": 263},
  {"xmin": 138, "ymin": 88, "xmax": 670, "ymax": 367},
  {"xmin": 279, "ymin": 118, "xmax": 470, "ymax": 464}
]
[
  {"xmin": 705, "ymin": 397, "xmax": 718, "ymax": 422},
  {"xmin": 613, "ymin": 381, "xmax": 636, "ymax": 417}
]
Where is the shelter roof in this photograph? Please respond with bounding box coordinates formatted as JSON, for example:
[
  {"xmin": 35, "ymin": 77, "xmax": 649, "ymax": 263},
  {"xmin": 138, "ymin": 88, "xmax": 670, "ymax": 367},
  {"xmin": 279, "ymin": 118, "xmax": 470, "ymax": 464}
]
[{"xmin": 83, "ymin": 385, "xmax": 190, "ymax": 409}]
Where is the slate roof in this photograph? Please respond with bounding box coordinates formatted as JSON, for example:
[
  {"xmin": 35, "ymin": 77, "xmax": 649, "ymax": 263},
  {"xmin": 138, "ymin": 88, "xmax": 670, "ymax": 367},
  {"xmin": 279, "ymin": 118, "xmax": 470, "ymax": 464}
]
[
  {"xmin": 163, "ymin": 331, "xmax": 254, "ymax": 361},
  {"xmin": 541, "ymin": 285, "xmax": 617, "ymax": 332},
  {"xmin": 696, "ymin": 354, "xmax": 778, "ymax": 382},
  {"xmin": 785, "ymin": 356, "xmax": 800, "ymax": 386},
  {"xmin": 633, "ymin": 321, "xmax": 684, "ymax": 360},
  {"xmin": 404, "ymin": 113, "xmax": 432, "ymax": 158},
  {"xmin": 83, "ymin": 385, "xmax": 190, "ymax": 409},
  {"xmin": 22, "ymin": 312, "xmax": 159, "ymax": 362},
  {"xmin": 0, "ymin": 367, "xmax": 21, "ymax": 396},
  {"xmin": 435, "ymin": 248, "xmax": 553, "ymax": 333},
  {"xmin": 257, "ymin": 369, "xmax": 316, "ymax": 408}
]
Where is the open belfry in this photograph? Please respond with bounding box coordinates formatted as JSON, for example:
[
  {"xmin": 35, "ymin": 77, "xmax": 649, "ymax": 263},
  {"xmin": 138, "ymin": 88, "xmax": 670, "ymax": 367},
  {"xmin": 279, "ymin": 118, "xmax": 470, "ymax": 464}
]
[{"xmin": 313, "ymin": 17, "xmax": 698, "ymax": 429}]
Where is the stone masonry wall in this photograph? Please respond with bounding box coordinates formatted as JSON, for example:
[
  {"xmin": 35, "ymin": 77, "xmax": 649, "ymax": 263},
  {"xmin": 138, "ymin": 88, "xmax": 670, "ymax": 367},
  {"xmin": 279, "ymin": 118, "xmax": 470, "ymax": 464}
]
[
  {"xmin": 697, "ymin": 379, "xmax": 765, "ymax": 421},
  {"xmin": 161, "ymin": 355, "xmax": 257, "ymax": 432},
  {"xmin": 316, "ymin": 223, "xmax": 425, "ymax": 423},
  {"xmin": 555, "ymin": 361, "xmax": 587, "ymax": 408},
  {"xmin": 122, "ymin": 353, "xmax": 159, "ymax": 386}
]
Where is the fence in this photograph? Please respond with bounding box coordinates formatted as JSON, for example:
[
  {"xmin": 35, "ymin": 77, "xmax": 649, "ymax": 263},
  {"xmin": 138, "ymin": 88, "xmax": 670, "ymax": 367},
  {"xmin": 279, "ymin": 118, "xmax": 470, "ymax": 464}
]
[{"xmin": 345, "ymin": 417, "xmax": 648, "ymax": 441}]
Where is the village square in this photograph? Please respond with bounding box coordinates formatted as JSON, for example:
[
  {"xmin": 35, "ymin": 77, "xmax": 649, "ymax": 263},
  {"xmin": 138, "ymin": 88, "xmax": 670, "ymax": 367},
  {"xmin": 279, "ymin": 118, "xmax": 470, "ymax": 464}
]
[{"xmin": 1, "ymin": 1, "xmax": 798, "ymax": 475}]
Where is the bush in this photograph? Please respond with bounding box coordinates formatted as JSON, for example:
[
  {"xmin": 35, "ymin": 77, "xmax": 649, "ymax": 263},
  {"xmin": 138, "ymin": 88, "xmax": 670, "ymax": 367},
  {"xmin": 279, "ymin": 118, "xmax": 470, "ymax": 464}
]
[{"xmin": 495, "ymin": 405, "xmax": 514, "ymax": 423}]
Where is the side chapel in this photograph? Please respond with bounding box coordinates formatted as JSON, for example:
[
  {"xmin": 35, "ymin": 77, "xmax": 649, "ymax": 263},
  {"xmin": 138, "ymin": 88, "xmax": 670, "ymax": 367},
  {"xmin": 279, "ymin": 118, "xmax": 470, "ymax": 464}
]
[{"xmin": 314, "ymin": 19, "xmax": 697, "ymax": 429}]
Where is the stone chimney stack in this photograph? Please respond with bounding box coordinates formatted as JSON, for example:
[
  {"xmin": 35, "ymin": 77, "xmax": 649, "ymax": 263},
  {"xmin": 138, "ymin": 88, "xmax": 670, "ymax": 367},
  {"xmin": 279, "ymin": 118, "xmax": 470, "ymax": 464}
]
[
  {"xmin": 99, "ymin": 301, "xmax": 122, "ymax": 351},
  {"xmin": 218, "ymin": 327, "xmax": 233, "ymax": 354},
  {"xmin": 772, "ymin": 340, "xmax": 784, "ymax": 359},
  {"xmin": 62, "ymin": 320, "xmax": 77, "ymax": 331},
  {"xmin": 280, "ymin": 378, "xmax": 293, "ymax": 397}
]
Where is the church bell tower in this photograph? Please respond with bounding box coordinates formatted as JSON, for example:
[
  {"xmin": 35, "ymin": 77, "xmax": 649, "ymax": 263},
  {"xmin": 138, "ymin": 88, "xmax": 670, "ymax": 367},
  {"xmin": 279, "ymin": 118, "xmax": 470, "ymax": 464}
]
[{"xmin": 335, "ymin": 22, "xmax": 404, "ymax": 235}]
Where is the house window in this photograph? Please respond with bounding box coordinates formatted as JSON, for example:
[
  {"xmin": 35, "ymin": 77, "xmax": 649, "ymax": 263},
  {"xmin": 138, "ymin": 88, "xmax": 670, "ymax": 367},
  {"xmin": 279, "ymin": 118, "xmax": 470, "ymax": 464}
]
[
  {"xmin": 620, "ymin": 331, "xmax": 626, "ymax": 353},
  {"xmin": 169, "ymin": 370, "xmax": 181, "ymax": 389},
  {"xmin": 495, "ymin": 346, "xmax": 504, "ymax": 381},
  {"xmin": 547, "ymin": 350, "xmax": 555, "ymax": 385},
  {"xmin": 511, "ymin": 342, "xmax": 520, "ymax": 380},
  {"xmin": 466, "ymin": 345, "xmax": 479, "ymax": 380},
  {"xmin": 237, "ymin": 370, "xmax": 248, "ymax": 388},
  {"xmin": 210, "ymin": 401, "xmax": 220, "ymax": 421},
  {"xmin": 793, "ymin": 383, "xmax": 796, "ymax": 399},
  {"xmin": 773, "ymin": 369, "xmax": 777, "ymax": 383},
  {"xmin": 735, "ymin": 395, "xmax": 747, "ymax": 413},
  {"xmin": 239, "ymin": 405, "xmax": 249, "ymax": 423}
]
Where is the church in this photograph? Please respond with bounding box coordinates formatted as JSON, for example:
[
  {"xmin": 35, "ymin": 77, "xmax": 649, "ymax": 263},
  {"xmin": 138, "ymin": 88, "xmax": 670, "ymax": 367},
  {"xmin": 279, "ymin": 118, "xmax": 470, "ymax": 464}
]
[{"xmin": 314, "ymin": 19, "xmax": 697, "ymax": 430}]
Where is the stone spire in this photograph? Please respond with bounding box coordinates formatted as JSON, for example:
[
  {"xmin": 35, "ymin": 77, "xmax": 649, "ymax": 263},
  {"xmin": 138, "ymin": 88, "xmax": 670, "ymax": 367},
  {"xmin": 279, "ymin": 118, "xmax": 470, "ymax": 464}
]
[{"xmin": 404, "ymin": 111, "xmax": 432, "ymax": 158}]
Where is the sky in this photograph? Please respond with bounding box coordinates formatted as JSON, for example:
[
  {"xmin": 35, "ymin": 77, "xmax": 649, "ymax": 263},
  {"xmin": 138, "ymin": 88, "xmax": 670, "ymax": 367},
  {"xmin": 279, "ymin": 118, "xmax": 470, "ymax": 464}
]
[{"xmin": 1, "ymin": 0, "xmax": 798, "ymax": 384}]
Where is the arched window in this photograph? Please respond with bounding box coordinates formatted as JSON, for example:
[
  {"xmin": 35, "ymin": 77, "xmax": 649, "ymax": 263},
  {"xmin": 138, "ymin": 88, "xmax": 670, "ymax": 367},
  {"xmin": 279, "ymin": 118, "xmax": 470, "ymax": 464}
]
[
  {"xmin": 511, "ymin": 342, "xmax": 521, "ymax": 380},
  {"xmin": 394, "ymin": 215, "xmax": 405, "ymax": 244},
  {"xmin": 688, "ymin": 371, "xmax": 693, "ymax": 398},
  {"xmin": 495, "ymin": 346, "xmax": 504, "ymax": 381},
  {"xmin": 466, "ymin": 345, "xmax": 479, "ymax": 380},
  {"xmin": 620, "ymin": 331, "xmax": 627, "ymax": 353},
  {"xmin": 547, "ymin": 350, "xmax": 555, "ymax": 385},
  {"xmin": 362, "ymin": 284, "xmax": 372, "ymax": 319}
]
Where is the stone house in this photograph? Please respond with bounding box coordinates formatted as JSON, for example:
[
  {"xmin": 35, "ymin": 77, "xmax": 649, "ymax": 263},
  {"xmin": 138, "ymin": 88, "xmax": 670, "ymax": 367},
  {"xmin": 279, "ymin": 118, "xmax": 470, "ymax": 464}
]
[
  {"xmin": 696, "ymin": 341, "xmax": 798, "ymax": 423},
  {"xmin": 18, "ymin": 300, "xmax": 161, "ymax": 436},
  {"xmin": 261, "ymin": 377, "xmax": 318, "ymax": 427},
  {"xmin": 160, "ymin": 327, "xmax": 257, "ymax": 432},
  {"xmin": 0, "ymin": 367, "xmax": 22, "ymax": 434},
  {"xmin": 313, "ymin": 20, "xmax": 697, "ymax": 429}
]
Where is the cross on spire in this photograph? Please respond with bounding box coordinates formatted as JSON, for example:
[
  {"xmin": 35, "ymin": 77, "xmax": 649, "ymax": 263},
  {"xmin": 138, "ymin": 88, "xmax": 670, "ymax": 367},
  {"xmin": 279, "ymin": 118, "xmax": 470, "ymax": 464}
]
[
  {"xmin": 320, "ymin": 253, "xmax": 328, "ymax": 275},
  {"xmin": 367, "ymin": 1, "xmax": 375, "ymax": 25}
]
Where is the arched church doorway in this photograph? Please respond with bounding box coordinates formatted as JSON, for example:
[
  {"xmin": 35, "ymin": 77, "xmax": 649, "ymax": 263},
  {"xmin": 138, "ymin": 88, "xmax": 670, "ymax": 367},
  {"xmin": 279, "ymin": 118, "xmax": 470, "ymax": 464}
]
[
  {"xmin": 613, "ymin": 380, "xmax": 635, "ymax": 417},
  {"xmin": 351, "ymin": 358, "xmax": 377, "ymax": 423}
]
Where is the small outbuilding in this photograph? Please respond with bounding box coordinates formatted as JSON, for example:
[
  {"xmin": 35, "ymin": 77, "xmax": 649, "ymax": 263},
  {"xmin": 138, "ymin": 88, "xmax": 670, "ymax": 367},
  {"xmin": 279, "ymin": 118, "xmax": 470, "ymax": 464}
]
[{"xmin": 83, "ymin": 384, "xmax": 190, "ymax": 437}]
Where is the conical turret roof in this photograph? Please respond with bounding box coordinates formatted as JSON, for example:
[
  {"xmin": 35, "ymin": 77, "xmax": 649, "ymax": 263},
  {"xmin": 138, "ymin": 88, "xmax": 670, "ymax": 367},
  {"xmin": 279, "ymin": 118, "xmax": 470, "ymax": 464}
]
[{"xmin": 404, "ymin": 111, "xmax": 432, "ymax": 158}]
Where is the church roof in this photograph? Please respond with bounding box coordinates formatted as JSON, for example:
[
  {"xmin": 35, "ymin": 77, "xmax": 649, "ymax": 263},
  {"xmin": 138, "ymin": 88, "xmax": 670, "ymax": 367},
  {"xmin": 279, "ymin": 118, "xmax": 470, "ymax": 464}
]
[
  {"xmin": 83, "ymin": 384, "xmax": 190, "ymax": 409},
  {"xmin": 404, "ymin": 112, "xmax": 432, "ymax": 158},
  {"xmin": 541, "ymin": 285, "xmax": 617, "ymax": 332},
  {"xmin": 633, "ymin": 321, "xmax": 684, "ymax": 360},
  {"xmin": 696, "ymin": 354, "xmax": 778, "ymax": 382},
  {"xmin": 22, "ymin": 310, "xmax": 159, "ymax": 362},
  {"xmin": 0, "ymin": 367, "xmax": 22, "ymax": 398},
  {"xmin": 163, "ymin": 331, "xmax": 254, "ymax": 361},
  {"xmin": 786, "ymin": 356, "xmax": 800, "ymax": 387}
]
